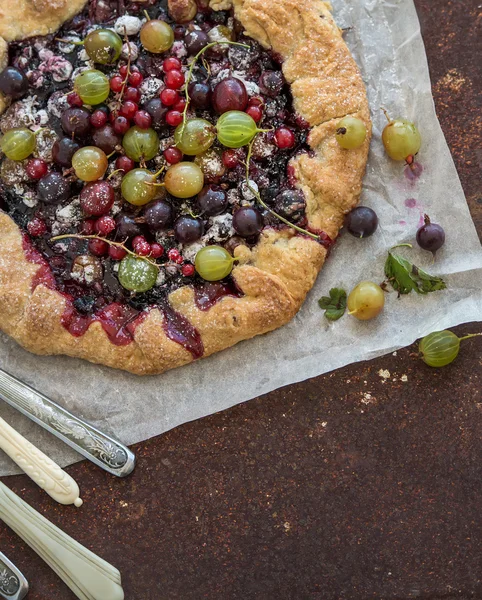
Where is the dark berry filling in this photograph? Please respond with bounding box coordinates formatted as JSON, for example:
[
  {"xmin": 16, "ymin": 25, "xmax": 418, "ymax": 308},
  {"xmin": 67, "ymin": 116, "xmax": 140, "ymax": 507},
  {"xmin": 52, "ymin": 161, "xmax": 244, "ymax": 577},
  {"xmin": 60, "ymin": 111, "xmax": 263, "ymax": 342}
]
[{"xmin": 0, "ymin": 0, "xmax": 319, "ymax": 355}]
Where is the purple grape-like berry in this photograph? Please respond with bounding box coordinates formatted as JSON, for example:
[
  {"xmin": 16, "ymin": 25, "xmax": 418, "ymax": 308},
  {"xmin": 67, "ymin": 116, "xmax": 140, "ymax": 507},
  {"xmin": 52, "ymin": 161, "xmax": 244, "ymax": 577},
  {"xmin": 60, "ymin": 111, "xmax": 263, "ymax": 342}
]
[
  {"xmin": 174, "ymin": 216, "xmax": 204, "ymax": 244},
  {"xmin": 259, "ymin": 70, "xmax": 285, "ymax": 98},
  {"xmin": 197, "ymin": 185, "xmax": 228, "ymax": 217},
  {"xmin": 345, "ymin": 206, "xmax": 379, "ymax": 239},
  {"xmin": 0, "ymin": 66, "xmax": 29, "ymax": 99},
  {"xmin": 52, "ymin": 138, "xmax": 80, "ymax": 167},
  {"xmin": 233, "ymin": 207, "xmax": 264, "ymax": 238},
  {"xmin": 144, "ymin": 98, "xmax": 167, "ymax": 127},
  {"xmin": 188, "ymin": 82, "xmax": 212, "ymax": 110},
  {"xmin": 184, "ymin": 30, "xmax": 210, "ymax": 56},
  {"xmin": 416, "ymin": 215, "xmax": 445, "ymax": 254},
  {"xmin": 61, "ymin": 107, "xmax": 91, "ymax": 138},
  {"xmin": 212, "ymin": 78, "xmax": 248, "ymax": 114},
  {"xmin": 273, "ymin": 190, "xmax": 306, "ymax": 223},
  {"xmin": 92, "ymin": 125, "xmax": 121, "ymax": 154},
  {"xmin": 115, "ymin": 214, "xmax": 143, "ymax": 239},
  {"xmin": 144, "ymin": 200, "xmax": 173, "ymax": 232},
  {"xmin": 37, "ymin": 172, "xmax": 70, "ymax": 205}
]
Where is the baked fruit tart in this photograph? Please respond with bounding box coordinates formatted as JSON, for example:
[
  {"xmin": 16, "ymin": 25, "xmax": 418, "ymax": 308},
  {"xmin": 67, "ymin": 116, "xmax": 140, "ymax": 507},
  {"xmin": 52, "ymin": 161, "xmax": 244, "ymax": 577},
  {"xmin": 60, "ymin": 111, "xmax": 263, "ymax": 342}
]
[{"xmin": 0, "ymin": 0, "xmax": 371, "ymax": 375}]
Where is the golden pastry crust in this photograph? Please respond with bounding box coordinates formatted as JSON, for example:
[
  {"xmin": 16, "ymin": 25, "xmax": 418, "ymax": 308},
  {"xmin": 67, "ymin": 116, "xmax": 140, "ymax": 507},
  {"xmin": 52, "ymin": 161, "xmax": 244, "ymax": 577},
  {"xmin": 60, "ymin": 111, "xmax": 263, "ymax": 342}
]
[
  {"xmin": 0, "ymin": 0, "xmax": 371, "ymax": 375},
  {"xmin": 0, "ymin": 0, "xmax": 87, "ymax": 42}
]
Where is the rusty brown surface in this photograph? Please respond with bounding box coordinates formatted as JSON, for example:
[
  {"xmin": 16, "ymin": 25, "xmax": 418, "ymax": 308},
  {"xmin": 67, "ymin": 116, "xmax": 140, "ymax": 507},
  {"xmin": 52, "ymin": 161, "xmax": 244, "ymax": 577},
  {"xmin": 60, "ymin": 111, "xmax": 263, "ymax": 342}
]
[{"xmin": 1, "ymin": 1, "xmax": 481, "ymax": 599}]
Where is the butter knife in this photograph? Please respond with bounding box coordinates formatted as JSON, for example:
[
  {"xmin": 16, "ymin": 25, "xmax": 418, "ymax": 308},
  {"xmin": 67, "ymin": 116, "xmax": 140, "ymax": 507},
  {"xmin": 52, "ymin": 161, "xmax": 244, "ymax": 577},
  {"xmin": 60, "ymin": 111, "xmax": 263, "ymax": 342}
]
[
  {"xmin": 0, "ymin": 551, "xmax": 28, "ymax": 600},
  {"xmin": 0, "ymin": 415, "xmax": 83, "ymax": 506},
  {"xmin": 0, "ymin": 369, "xmax": 135, "ymax": 478},
  {"xmin": 0, "ymin": 482, "xmax": 124, "ymax": 600}
]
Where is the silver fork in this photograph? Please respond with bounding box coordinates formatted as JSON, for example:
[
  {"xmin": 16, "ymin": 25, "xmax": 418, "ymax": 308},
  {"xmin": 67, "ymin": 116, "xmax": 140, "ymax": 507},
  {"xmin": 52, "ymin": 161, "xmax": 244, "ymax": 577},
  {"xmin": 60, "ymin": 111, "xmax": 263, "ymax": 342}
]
[
  {"xmin": 0, "ymin": 551, "xmax": 28, "ymax": 600},
  {"xmin": 0, "ymin": 369, "xmax": 135, "ymax": 477}
]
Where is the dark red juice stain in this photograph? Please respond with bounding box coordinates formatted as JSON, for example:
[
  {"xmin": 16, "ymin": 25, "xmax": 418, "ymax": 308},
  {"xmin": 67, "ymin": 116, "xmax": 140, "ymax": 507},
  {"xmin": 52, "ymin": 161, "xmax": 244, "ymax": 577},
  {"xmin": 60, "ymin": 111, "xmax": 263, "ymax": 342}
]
[
  {"xmin": 194, "ymin": 282, "xmax": 243, "ymax": 311},
  {"xmin": 22, "ymin": 234, "xmax": 56, "ymax": 290},
  {"xmin": 61, "ymin": 301, "xmax": 146, "ymax": 346},
  {"xmin": 160, "ymin": 303, "xmax": 204, "ymax": 359},
  {"xmin": 404, "ymin": 161, "xmax": 423, "ymax": 181},
  {"xmin": 306, "ymin": 227, "xmax": 334, "ymax": 249}
]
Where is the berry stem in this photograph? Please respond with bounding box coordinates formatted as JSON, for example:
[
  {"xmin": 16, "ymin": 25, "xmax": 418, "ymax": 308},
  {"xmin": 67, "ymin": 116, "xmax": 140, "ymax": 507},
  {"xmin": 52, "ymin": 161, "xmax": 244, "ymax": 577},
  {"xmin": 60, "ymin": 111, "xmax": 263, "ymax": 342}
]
[
  {"xmin": 245, "ymin": 138, "xmax": 320, "ymax": 241},
  {"xmin": 113, "ymin": 26, "xmax": 133, "ymax": 115},
  {"xmin": 107, "ymin": 169, "xmax": 124, "ymax": 180},
  {"xmin": 459, "ymin": 333, "xmax": 482, "ymax": 342},
  {"xmin": 381, "ymin": 107, "xmax": 392, "ymax": 124},
  {"xmin": 50, "ymin": 234, "xmax": 160, "ymax": 268},
  {"xmin": 177, "ymin": 40, "xmax": 250, "ymax": 141},
  {"xmin": 390, "ymin": 243, "xmax": 413, "ymax": 251}
]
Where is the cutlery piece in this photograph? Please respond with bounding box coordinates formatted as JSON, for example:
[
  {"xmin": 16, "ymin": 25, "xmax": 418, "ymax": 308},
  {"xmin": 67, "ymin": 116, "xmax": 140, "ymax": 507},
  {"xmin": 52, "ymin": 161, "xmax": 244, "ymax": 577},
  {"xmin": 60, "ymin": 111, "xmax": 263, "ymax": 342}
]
[
  {"xmin": 0, "ymin": 551, "xmax": 28, "ymax": 600},
  {"xmin": 0, "ymin": 369, "xmax": 135, "ymax": 478},
  {"xmin": 0, "ymin": 482, "xmax": 124, "ymax": 600},
  {"xmin": 0, "ymin": 416, "xmax": 82, "ymax": 507}
]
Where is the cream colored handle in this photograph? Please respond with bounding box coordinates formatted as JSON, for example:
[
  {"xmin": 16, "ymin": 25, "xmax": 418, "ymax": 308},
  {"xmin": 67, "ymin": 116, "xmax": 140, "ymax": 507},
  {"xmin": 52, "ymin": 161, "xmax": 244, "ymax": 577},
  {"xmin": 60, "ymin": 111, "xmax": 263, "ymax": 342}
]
[
  {"xmin": 0, "ymin": 416, "xmax": 82, "ymax": 507},
  {"xmin": 0, "ymin": 482, "xmax": 124, "ymax": 600}
]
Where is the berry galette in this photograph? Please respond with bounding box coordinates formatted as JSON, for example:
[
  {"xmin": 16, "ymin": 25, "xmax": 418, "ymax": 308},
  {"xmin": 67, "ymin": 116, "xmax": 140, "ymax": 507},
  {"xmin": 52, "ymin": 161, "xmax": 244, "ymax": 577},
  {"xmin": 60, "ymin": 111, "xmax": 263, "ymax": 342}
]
[{"xmin": 0, "ymin": 0, "xmax": 370, "ymax": 375}]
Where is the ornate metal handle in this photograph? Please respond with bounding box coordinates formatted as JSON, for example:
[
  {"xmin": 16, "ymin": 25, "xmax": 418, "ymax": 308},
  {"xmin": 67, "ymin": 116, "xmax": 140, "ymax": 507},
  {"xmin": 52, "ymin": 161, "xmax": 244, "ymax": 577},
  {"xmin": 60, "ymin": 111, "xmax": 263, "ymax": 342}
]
[
  {"xmin": 0, "ymin": 551, "xmax": 28, "ymax": 600},
  {"xmin": 0, "ymin": 416, "xmax": 82, "ymax": 506},
  {"xmin": 0, "ymin": 482, "xmax": 124, "ymax": 600},
  {"xmin": 0, "ymin": 369, "xmax": 135, "ymax": 478}
]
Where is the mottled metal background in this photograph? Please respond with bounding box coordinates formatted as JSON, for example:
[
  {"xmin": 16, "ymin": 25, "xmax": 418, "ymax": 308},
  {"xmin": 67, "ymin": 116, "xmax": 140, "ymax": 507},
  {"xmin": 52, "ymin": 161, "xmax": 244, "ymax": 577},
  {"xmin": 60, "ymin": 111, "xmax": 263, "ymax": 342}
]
[{"xmin": 1, "ymin": 1, "xmax": 481, "ymax": 598}]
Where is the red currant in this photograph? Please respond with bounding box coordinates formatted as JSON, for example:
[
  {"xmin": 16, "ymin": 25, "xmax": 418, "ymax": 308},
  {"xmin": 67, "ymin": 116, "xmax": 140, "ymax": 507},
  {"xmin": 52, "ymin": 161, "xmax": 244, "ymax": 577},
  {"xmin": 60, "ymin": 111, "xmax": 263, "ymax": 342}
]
[
  {"xmin": 274, "ymin": 127, "xmax": 296, "ymax": 149},
  {"xmin": 222, "ymin": 149, "xmax": 241, "ymax": 169},
  {"xmin": 168, "ymin": 248, "xmax": 183, "ymax": 264},
  {"xmin": 246, "ymin": 105, "xmax": 263, "ymax": 123},
  {"xmin": 115, "ymin": 155, "xmax": 135, "ymax": 173},
  {"xmin": 134, "ymin": 110, "xmax": 153, "ymax": 129},
  {"xmin": 160, "ymin": 88, "xmax": 180, "ymax": 107},
  {"xmin": 164, "ymin": 146, "xmax": 183, "ymax": 165},
  {"xmin": 81, "ymin": 219, "xmax": 96, "ymax": 235},
  {"xmin": 26, "ymin": 158, "xmax": 48, "ymax": 180},
  {"xmin": 27, "ymin": 217, "xmax": 47, "ymax": 237},
  {"xmin": 182, "ymin": 264, "xmax": 195, "ymax": 277},
  {"xmin": 119, "ymin": 65, "xmax": 129, "ymax": 78},
  {"xmin": 119, "ymin": 101, "xmax": 138, "ymax": 120},
  {"xmin": 128, "ymin": 71, "xmax": 143, "ymax": 88},
  {"xmin": 67, "ymin": 92, "xmax": 83, "ymax": 107},
  {"xmin": 124, "ymin": 86, "xmax": 141, "ymax": 103},
  {"xmin": 248, "ymin": 96, "xmax": 264, "ymax": 108},
  {"xmin": 113, "ymin": 116, "xmax": 130, "ymax": 135},
  {"xmin": 95, "ymin": 216, "xmax": 116, "ymax": 236},
  {"xmin": 165, "ymin": 70, "xmax": 185, "ymax": 90},
  {"xmin": 133, "ymin": 236, "xmax": 151, "ymax": 256},
  {"xmin": 150, "ymin": 243, "xmax": 164, "ymax": 258},
  {"xmin": 163, "ymin": 57, "xmax": 182, "ymax": 72},
  {"xmin": 88, "ymin": 239, "xmax": 109, "ymax": 257},
  {"xmin": 108, "ymin": 245, "xmax": 128, "ymax": 261},
  {"xmin": 90, "ymin": 110, "xmax": 108, "ymax": 128},
  {"xmin": 110, "ymin": 75, "xmax": 124, "ymax": 93},
  {"xmin": 172, "ymin": 98, "xmax": 186, "ymax": 112},
  {"xmin": 165, "ymin": 110, "xmax": 183, "ymax": 127}
]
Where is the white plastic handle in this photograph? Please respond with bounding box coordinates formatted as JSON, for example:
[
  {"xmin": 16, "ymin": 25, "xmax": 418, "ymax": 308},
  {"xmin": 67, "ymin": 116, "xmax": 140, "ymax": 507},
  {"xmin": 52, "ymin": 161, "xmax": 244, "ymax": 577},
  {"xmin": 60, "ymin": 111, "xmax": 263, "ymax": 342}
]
[
  {"xmin": 0, "ymin": 482, "xmax": 124, "ymax": 600},
  {"xmin": 0, "ymin": 416, "xmax": 82, "ymax": 506}
]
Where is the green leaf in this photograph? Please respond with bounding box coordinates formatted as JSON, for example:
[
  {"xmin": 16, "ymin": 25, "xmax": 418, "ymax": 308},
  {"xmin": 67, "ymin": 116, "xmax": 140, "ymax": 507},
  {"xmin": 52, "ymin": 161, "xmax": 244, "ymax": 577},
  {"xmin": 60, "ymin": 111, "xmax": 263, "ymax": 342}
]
[
  {"xmin": 318, "ymin": 288, "xmax": 347, "ymax": 321},
  {"xmin": 385, "ymin": 248, "xmax": 447, "ymax": 295}
]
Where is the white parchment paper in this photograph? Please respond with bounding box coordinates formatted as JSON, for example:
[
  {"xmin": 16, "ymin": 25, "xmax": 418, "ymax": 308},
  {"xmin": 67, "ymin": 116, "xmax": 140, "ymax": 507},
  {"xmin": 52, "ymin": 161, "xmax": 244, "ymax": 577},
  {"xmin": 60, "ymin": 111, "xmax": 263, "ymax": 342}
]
[{"xmin": 1, "ymin": 0, "xmax": 481, "ymax": 476}]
